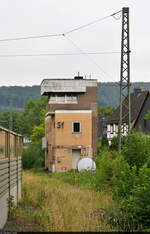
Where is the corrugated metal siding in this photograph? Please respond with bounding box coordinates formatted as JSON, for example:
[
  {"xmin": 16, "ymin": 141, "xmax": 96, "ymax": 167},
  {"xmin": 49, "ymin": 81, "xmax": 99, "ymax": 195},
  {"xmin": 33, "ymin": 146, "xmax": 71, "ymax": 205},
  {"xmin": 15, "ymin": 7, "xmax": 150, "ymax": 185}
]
[{"xmin": 0, "ymin": 127, "xmax": 22, "ymax": 229}]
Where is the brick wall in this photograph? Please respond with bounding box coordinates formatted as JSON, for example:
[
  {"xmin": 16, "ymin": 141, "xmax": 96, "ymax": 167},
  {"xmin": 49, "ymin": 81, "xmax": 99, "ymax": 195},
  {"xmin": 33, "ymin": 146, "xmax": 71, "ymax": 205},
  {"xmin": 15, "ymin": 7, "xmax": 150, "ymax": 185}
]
[
  {"xmin": 44, "ymin": 83, "xmax": 97, "ymax": 171},
  {"xmin": 46, "ymin": 86, "xmax": 98, "ymax": 153}
]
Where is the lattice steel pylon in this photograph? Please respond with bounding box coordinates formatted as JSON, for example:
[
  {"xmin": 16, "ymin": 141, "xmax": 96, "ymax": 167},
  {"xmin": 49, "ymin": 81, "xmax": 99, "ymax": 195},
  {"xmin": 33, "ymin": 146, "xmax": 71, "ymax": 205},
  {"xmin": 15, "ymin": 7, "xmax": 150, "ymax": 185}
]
[{"xmin": 118, "ymin": 7, "xmax": 131, "ymax": 152}]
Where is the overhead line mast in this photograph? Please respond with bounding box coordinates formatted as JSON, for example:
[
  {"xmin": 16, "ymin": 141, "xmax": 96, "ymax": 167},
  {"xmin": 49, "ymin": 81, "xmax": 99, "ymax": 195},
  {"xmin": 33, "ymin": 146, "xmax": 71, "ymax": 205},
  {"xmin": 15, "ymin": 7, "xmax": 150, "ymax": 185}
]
[{"xmin": 119, "ymin": 7, "xmax": 131, "ymax": 152}]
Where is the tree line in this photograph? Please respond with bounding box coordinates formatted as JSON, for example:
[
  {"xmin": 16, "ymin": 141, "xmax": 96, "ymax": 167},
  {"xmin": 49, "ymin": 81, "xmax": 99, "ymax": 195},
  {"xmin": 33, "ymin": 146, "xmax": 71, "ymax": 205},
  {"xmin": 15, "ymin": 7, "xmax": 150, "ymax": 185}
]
[
  {"xmin": 1, "ymin": 82, "xmax": 150, "ymax": 112},
  {"xmin": 0, "ymin": 96, "xmax": 47, "ymax": 169},
  {"xmin": 0, "ymin": 97, "xmax": 46, "ymax": 137}
]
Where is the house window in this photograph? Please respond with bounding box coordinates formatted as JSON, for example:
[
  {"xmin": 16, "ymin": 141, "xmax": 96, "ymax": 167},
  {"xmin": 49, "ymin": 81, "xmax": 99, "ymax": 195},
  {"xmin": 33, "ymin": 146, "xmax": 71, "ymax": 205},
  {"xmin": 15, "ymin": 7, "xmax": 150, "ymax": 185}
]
[
  {"xmin": 110, "ymin": 124, "xmax": 113, "ymax": 134},
  {"xmin": 57, "ymin": 157, "xmax": 61, "ymax": 163},
  {"xmin": 49, "ymin": 93, "xmax": 77, "ymax": 104},
  {"xmin": 115, "ymin": 125, "xmax": 118, "ymax": 134},
  {"xmin": 72, "ymin": 122, "xmax": 81, "ymax": 133}
]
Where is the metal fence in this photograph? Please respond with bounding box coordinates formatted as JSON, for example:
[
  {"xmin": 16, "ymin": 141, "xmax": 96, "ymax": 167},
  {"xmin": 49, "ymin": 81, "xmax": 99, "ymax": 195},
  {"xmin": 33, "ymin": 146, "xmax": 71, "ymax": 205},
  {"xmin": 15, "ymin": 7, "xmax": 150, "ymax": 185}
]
[{"xmin": 0, "ymin": 126, "xmax": 22, "ymax": 229}]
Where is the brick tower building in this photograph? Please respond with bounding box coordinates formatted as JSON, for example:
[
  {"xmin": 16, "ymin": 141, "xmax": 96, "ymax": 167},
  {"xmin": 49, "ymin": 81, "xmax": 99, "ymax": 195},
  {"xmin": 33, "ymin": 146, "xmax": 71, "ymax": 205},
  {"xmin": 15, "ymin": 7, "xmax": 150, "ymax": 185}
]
[{"xmin": 41, "ymin": 76, "xmax": 97, "ymax": 172}]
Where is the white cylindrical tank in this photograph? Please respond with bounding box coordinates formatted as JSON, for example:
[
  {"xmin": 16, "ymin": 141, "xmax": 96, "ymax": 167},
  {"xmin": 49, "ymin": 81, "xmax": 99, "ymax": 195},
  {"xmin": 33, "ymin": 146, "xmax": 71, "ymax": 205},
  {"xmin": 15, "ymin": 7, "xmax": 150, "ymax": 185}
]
[{"xmin": 77, "ymin": 157, "xmax": 96, "ymax": 172}]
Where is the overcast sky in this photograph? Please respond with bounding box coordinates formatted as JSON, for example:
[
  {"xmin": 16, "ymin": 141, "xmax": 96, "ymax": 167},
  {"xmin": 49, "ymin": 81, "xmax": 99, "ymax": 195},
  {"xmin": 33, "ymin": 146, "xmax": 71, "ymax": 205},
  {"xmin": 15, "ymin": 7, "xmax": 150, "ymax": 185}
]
[{"xmin": 0, "ymin": 0, "xmax": 149, "ymax": 86}]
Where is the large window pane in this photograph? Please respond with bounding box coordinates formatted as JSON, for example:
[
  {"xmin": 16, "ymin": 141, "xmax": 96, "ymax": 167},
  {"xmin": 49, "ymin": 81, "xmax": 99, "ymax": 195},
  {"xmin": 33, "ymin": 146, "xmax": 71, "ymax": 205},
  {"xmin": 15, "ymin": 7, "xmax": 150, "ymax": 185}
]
[
  {"xmin": 57, "ymin": 94, "xmax": 65, "ymax": 103},
  {"xmin": 66, "ymin": 94, "xmax": 77, "ymax": 104},
  {"xmin": 49, "ymin": 94, "xmax": 56, "ymax": 103}
]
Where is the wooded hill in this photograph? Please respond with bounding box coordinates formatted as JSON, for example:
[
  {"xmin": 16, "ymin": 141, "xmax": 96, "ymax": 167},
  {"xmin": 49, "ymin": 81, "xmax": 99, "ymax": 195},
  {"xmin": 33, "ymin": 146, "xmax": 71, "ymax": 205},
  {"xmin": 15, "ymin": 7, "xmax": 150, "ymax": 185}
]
[
  {"xmin": 0, "ymin": 86, "xmax": 40, "ymax": 112},
  {"xmin": 0, "ymin": 82, "xmax": 150, "ymax": 112}
]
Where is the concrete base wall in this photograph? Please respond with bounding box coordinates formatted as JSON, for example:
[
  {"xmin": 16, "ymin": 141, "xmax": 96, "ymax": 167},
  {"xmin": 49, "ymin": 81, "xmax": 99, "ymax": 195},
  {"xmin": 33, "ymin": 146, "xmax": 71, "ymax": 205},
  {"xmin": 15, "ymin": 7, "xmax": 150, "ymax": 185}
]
[
  {"xmin": 0, "ymin": 191, "xmax": 9, "ymax": 229},
  {"xmin": 0, "ymin": 180, "xmax": 22, "ymax": 229},
  {"xmin": 10, "ymin": 184, "xmax": 18, "ymax": 205}
]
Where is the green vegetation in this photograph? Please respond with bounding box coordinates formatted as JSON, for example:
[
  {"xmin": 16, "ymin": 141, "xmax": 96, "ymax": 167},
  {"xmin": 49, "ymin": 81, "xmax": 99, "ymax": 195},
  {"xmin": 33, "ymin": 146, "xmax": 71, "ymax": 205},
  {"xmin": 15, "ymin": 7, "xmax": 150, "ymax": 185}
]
[
  {"xmin": 122, "ymin": 130, "xmax": 150, "ymax": 170},
  {"xmin": 0, "ymin": 111, "xmax": 23, "ymax": 132},
  {"xmin": 51, "ymin": 130, "xmax": 150, "ymax": 232},
  {"xmin": 98, "ymin": 82, "xmax": 150, "ymax": 106},
  {"xmin": 19, "ymin": 97, "xmax": 47, "ymax": 138},
  {"xmin": 22, "ymin": 145, "xmax": 44, "ymax": 169},
  {"xmin": 98, "ymin": 106, "xmax": 115, "ymax": 116},
  {"xmin": 4, "ymin": 169, "xmax": 115, "ymax": 232},
  {"xmin": 101, "ymin": 136, "xmax": 109, "ymax": 148},
  {"xmin": 0, "ymin": 82, "xmax": 150, "ymax": 112},
  {"xmin": 0, "ymin": 85, "xmax": 40, "ymax": 112},
  {"xmin": 144, "ymin": 110, "xmax": 150, "ymax": 120},
  {"xmin": 0, "ymin": 96, "xmax": 46, "ymax": 169},
  {"xmin": 0, "ymin": 96, "xmax": 46, "ymax": 136},
  {"xmin": 22, "ymin": 98, "xmax": 46, "ymax": 169},
  {"xmin": 98, "ymin": 131, "xmax": 150, "ymax": 231},
  {"xmin": 5, "ymin": 130, "xmax": 150, "ymax": 232},
  {"xmin": 1, "ymin": 83, "xmax": 150, "ymax": 231},
  {"xmin": 109, "ymin": 135, "xmax": 126, "ymax": 151},
  {"xmin": 51, "ymin": 170, "xmax": 95, "ymax": 190}
]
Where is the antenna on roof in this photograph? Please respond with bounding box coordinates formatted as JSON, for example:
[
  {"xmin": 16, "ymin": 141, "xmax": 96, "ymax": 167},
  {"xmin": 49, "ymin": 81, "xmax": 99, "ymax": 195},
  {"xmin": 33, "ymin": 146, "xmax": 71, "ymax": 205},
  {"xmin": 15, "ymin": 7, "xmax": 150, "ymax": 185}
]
[{"xmin": 74, "ymin": 71, "xmax": 83, "ymax": 80}]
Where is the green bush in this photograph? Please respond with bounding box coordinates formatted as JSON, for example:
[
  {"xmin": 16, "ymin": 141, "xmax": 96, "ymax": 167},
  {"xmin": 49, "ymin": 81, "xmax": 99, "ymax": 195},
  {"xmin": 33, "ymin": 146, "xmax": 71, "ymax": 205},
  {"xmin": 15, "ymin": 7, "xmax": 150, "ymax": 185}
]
[
  {"xmin": 22, "ymin": 144, "xmax": 44, "ymax": 169},
  {"xmin": 110, "ymin": 135, "xmax": 126, "ymax": 151},
  {"xmin": 101, "ymin": 136, "xmax": 109, "ymax": 148},
  {"xmin": 94, "ymin": 151, "xmax": 123, "ymax": 190},
  {"xmin": 110, "ymin": 164, "xmax": 150, "ymax": 231},
  {"xmin": 110, "ymin": 136, "xmax": 119, "ymax": 151},
  {"xmin": 125, "ymin": 165, "xmax": 150, "ymax": 230},
  {"xmin": 112, "ymin": 164, "xmax": 137, "ymax": 200},
  {"xmin": 122, "ymin": 130, "xmax": 150, "ymax": 170},
  {"xmin": 96, "ymin": 138, "xmax": 109, "ymax": 167},
  {"xmin": 97, "ymin": 139, "xmax": 102, "ymax": 156},
  {"xmin": 95, "ymin": 131, "xmax": 150, "ymax": 231}
]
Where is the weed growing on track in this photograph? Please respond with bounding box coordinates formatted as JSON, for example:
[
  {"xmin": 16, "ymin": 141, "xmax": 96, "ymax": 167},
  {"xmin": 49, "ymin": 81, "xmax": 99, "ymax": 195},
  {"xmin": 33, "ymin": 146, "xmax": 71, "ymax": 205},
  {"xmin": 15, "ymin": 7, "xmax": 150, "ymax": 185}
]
[{"xmin": 8, "ymin": 169, "xmax": 117, "ymax": 232}]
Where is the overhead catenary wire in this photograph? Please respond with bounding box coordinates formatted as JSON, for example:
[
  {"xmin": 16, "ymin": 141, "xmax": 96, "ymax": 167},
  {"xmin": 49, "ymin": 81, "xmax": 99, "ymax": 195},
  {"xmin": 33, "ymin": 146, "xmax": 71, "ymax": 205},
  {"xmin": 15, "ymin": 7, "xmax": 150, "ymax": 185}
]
[
  {"xmin": 0, "ymin": 10, "xmax": 122, "ymax": 42},
  {"xmin": 63, "ymin": 10, "xmax": 122, "ymax": 35},
  {"xmin": 0, "ymin": 33, "xmax": 62, "ymax": 42},
  {"xmin": 0, "ymin": 9, "xmax": 123, "ymax": 85},
  {"xmin": 0, "ymin": 52, "xmax": 120, "ymax": 57},
  {"xmin": 63, "ymin": 34, "xmax": 119, "ymax": 81}
]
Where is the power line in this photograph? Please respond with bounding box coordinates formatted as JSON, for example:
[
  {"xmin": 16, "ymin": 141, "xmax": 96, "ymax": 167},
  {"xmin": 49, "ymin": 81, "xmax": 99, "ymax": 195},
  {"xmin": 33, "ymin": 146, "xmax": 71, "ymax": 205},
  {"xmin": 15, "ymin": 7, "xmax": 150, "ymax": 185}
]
[
  {"xmin": 63, "ymin": 10, "xmax": 122, "ymax": 35},
  {"xmin": 63, "ymin": 34, "xmax": 118, "ymax": 81},
  {"xmin": 0, "ymin": 51, "xmax": 120, "ymax": 57},
  {"xmin": 0, "ymin": 10, "xmax": 122, "ymax": 42},
  {"xmin": 0, "ymin": 9, "xmax": 122, "ymax": 85},
  {"xmin": 0, "ymin": 33, "xmax": 62, "ymax": 42}
]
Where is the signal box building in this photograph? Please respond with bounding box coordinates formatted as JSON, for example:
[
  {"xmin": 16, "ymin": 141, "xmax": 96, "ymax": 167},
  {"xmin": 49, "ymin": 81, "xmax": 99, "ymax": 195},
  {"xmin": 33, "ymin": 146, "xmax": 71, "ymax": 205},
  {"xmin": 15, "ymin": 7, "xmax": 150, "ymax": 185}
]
[{"xmin": 41, "ymin": 77, "xmax": 97, "ymax": 172}]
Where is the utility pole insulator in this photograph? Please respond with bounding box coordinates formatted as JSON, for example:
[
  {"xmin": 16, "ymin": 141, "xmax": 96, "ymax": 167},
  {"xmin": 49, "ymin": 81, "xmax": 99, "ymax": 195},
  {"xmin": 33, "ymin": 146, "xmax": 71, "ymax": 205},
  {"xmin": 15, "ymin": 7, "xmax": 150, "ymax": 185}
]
[{"xmin": 118, "ymin": 7, "xmax": 131, "ymax": 152}]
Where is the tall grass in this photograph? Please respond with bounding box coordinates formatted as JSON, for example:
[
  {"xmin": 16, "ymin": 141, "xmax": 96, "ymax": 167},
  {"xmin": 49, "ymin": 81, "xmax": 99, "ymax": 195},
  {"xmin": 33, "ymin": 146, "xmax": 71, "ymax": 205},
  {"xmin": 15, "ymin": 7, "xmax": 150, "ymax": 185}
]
[
  {"xmin": 15, "ymin": 169, "xmax": 117, "ymax": 232},
  {"xmin": 51, "ymin": 170, "xmax": 95, "ymax": 190}
]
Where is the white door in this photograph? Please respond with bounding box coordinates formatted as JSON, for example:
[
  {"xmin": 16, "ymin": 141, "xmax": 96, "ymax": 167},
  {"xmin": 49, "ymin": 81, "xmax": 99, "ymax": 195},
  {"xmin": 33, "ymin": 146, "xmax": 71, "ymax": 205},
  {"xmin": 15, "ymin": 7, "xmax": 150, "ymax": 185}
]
[{"xmin": 72, "ymin": 149, "xmax": 81, "ymax": 169}]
